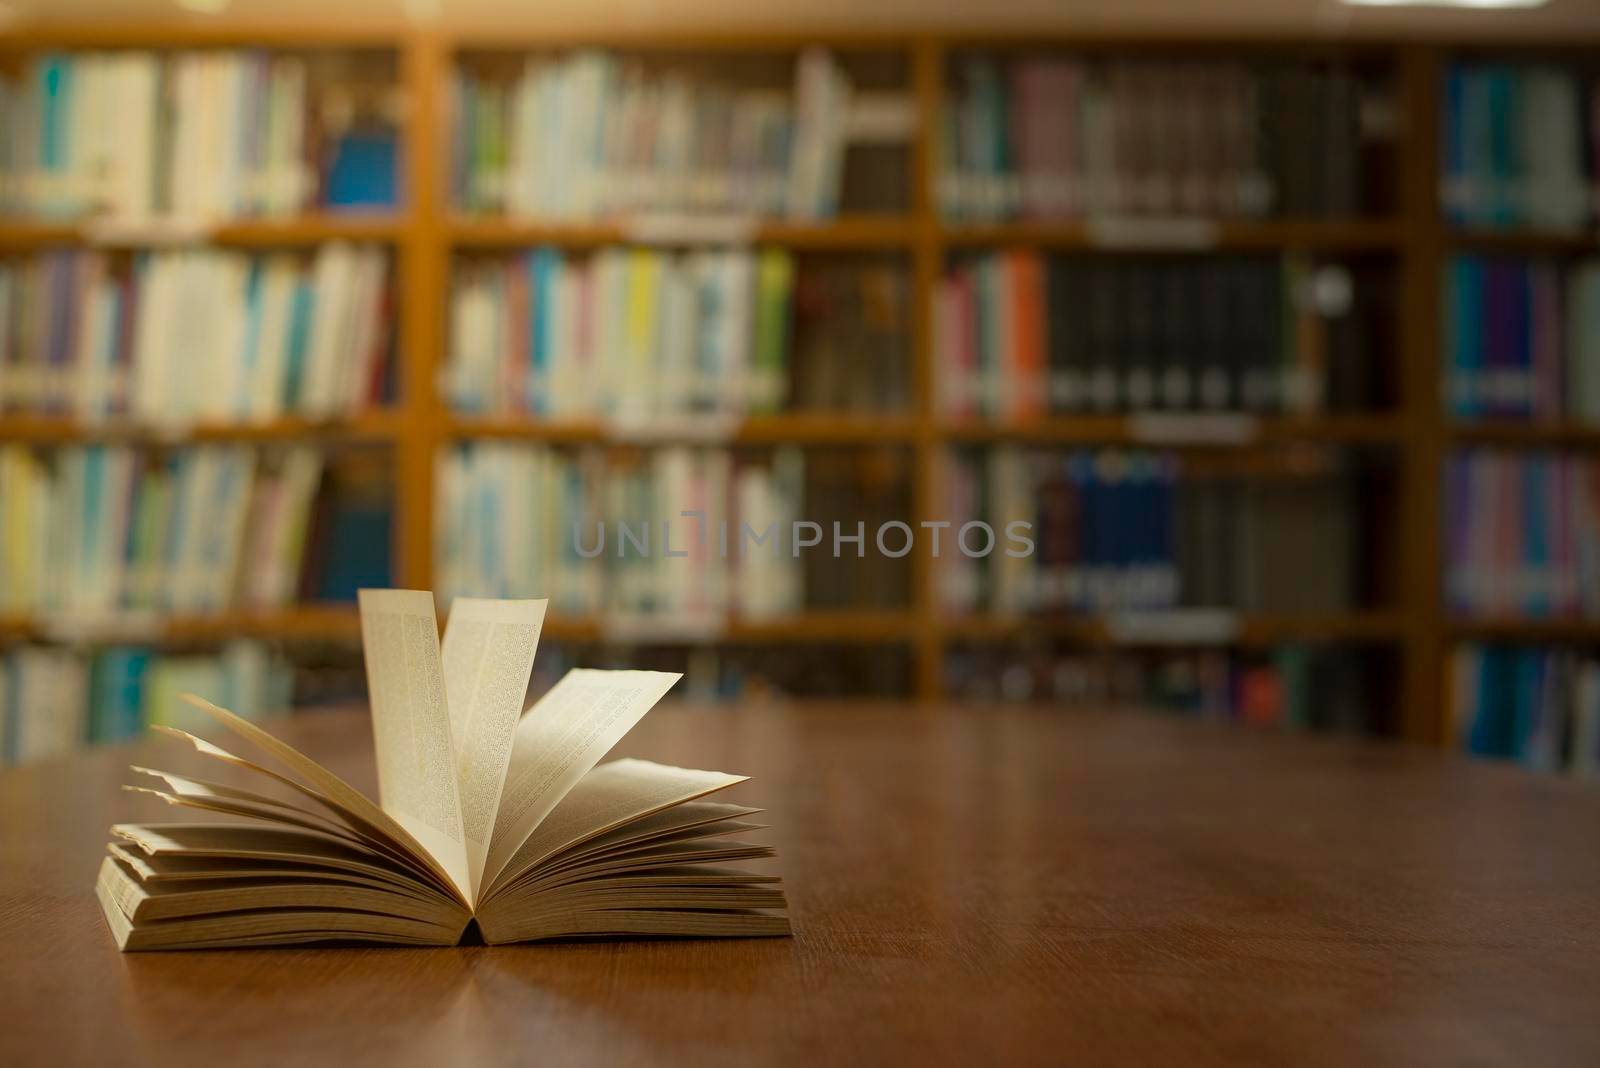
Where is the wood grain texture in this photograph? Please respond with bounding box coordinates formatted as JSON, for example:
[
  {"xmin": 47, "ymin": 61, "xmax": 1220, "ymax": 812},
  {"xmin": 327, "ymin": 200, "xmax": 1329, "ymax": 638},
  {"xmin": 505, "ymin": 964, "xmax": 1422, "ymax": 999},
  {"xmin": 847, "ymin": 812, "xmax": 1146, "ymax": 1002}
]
[{"xmin": 3, "ymin": 701, "xmax": 1599, "ymax": 1066}]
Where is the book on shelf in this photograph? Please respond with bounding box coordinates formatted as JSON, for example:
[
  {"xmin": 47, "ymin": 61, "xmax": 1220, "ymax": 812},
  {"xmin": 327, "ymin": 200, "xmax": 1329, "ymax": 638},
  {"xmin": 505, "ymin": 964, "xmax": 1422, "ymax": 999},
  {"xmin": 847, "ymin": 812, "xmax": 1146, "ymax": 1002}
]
[
  {"xmin": 938, "ymin": 446, "xmax": 1357, "ymax": 617},
  {"xmin": 1445, "ymin": 450, "xmax": 1600, "ymax": 620},
  {"xmin": 0, "ymin": 244, "xmax": 392, "ymax": 424},
  {"xmin": 937, "ymin": 253, "xmax": 1383, "ymax": 420},
  {"xmin": 446, "ymin": 247, "xmax": 909, "ymax": 422},
  {"xmin": 1441, "ymin": 62, "xmax": 1596, "ymax": 232},
  {"xmin": 1444, "ymin": 257, "xmax": 1600, "ymax": 423},
  {"xmin": 0, "ymin": 443, "xmax": 389, "ymax": 618},
  {"xmin": 945, "ymin": 643, "xmax": 1375, "ymax": 731},
  {"xmin": 96, "ymin": 590, "xmax": 790, "ymax": 949},
  {"xmin": 0, "ymin": 50, "xmax": 399, "ymax": 220},
  {"xmin": 452, "ymin": 48, "xmax": 898, "ymax": 221},
  {"xmin": 436, "ymin": 443, "xmax": 806, "ymax": 620},
  {"xmin": 941, "ymin": 56, "xmax": 1375, "ymax": 221},
  {"xmin": 1450, "ymin": 644, "xmax": 1600, "ymax": 777},
  {"xmin": 1, "ymin": 639, "xmax": 291, "ymax": 767}
]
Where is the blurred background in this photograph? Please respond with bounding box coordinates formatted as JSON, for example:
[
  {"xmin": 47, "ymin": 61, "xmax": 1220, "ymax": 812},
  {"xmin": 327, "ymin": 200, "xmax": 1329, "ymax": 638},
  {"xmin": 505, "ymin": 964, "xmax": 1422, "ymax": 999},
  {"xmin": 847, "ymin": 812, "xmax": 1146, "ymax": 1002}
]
[{"xmin": 1, "ymin": 0, "xmax": 1598, "ymax": 776}]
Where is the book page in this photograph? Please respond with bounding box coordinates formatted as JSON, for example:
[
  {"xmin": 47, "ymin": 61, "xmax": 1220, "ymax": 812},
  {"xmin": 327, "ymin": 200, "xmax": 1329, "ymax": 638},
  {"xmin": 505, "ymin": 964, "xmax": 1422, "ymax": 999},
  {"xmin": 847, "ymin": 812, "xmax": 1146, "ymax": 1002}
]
[
  {"xmin": 487, "ymin": 758, "xmax": 745, "ymax": 895},
  {"xmin": 357, "ymin": 589, "xmax": 472, "ymax": 901},
  {"xmin": 177, "ymin": 694, "xmax": 467, "ymax": 904},
  {"xmin": 482, "ymin": 669, "xmax": 682, "ymax": 887},
  {"xmin": 439, "ymin": 597, "xmax": 547, "ymax": 900}
]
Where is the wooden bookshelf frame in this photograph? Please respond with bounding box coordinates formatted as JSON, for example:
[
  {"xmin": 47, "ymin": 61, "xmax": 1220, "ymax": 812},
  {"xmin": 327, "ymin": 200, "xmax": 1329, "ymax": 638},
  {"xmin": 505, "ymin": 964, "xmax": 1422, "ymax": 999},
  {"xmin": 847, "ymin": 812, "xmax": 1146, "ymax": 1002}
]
[{"xmin": 3, "ymin": 23, "xmax": 1599, "ymax": 741}]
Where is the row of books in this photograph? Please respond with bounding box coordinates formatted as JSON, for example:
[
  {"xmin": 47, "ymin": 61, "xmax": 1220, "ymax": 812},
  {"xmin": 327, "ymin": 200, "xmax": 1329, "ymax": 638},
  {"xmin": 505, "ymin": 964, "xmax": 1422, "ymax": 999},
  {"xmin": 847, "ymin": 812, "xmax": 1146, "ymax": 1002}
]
[
  {"xmin": 941, "ymin": 58, "xmax": 1371, "ymax": 221},
  {"xmin": 1445, "ymin": 451, "xmax": 1600, "ymax": 620},
  {"xmin": 453, "ymin": 50, "xmax": 857, "ymax": 220},
  {"xmin": 944, "ymin": 643, "xmax": 1374, "ymax": 732},
  {"xmin": 437, "ymin": 443, "xmax": 805, "ymax": 620},
  {"xmin": 937, "ymin": 254, "xmax": 1385, "ymax": 419},
  {"xmin": 447, "ymin": 248, "xmax": 793, "ymax": 419},
  {"xmin": 0, "ymin": 245, "xmax": 391, "ymax": 423},
  {"xmin": 1450, "ymin": 644, "xmax": 1600, "ymax": 776},
  {"xmin": 1444, "ymin": 257, "xmax": 1600, "ymax": 423},
  {"xmin": 0, "ymin": 51, "xmax": 397, "ymax": 220},
  {"xmin": 0, "ymin": 445, "xmax": 392, "ymax": 617},
  {"xmin": 1442, "ymin": 64, "xmax": 1598, "ymax": 231},
  {"xmin": 436, "ymin": 443, "xmax": 912, "ymax": 618},
  {"xmin": 0, "ymin": 640, "xmax": 289, "ymax": 767},
  {"xmin": 938, "ymin": 447, "xmax": 1357, "ymax": 615},
  {"xmin": 446, "ymin": 250, "xmax": 910, "ymax": 418}
]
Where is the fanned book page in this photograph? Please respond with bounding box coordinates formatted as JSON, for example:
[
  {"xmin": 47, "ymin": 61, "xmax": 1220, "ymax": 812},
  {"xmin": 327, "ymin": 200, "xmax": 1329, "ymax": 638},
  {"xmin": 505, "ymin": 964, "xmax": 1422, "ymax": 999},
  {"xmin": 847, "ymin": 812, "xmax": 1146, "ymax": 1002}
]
[{"xmin": 95, "ymin": 590, "xmax": 790, "ymax": 950}]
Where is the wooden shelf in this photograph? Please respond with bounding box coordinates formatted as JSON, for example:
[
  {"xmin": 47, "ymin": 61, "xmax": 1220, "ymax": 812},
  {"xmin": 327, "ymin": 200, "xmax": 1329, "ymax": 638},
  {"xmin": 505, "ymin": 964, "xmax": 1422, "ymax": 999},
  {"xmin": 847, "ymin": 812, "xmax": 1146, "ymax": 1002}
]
[
  {"xmin": 0, "ymin": 24, "xmax": 405, "ymax": 50},
  {"xmin": 1444, "ymin": 228, "xmax": 1600, "ymax": 255},
  {"xmin": 941, "ymin": 413, "xmax": 1404, "ymax": 447},
  {"xmin": 939, "ymin": 218, "xmax": 1403, "ymax": 251},
  {"xmin": 0, "ymin": 215, "xmax": 405, "ymax": 250},
  {"xmin": 1448, "ymin": 422, "xmax": 1600, "ymax": 448},
  {"xmin": 1447, "ymin": 619, "xmax": 1600, "ymax": 644},
  {"xmin": 943, "ymin": 612, "xmax": 1408, "ymax": 646},
  {"xmin": 0, "ymin": 413, "xmax": 405, "ymax": 446},
  {"xmin": 0, "ymin": 606, "xmax": 363, "ymax": 645},
  {"xmin": 446, "ymin": 413, "xmax": 919, "ymax": 445},
  {"xmin": 448, "ymin": 215, "xmax": 918, "ymax": 249},
  {"xmin": 543, "ymin": 611, "xmax": 916, "ymax": 644}
]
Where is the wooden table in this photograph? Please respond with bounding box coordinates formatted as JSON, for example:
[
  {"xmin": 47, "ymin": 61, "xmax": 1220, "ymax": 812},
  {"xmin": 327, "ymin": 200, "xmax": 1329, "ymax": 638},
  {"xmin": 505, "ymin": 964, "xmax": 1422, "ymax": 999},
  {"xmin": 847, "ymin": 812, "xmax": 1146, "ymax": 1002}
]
[{"xmin": 3, "ymin": 701, "xmax": 1599, "ymax": 1066}]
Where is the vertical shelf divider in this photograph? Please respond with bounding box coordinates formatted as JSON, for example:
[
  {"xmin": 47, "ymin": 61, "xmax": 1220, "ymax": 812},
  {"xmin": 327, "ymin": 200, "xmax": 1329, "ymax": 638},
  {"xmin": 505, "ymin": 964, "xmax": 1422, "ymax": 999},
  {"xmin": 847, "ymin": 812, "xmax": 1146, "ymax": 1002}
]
[
  {"xmin": 1401, "ymin": 44, "xmax": 1446, "ymax": 743},
  {"xmin": 913, "ymin": 35, "xmax": 945, "ymax": 701},
  {"xmin": 397, "ymin": 30, "xmax": 448, "ymax": 592}
]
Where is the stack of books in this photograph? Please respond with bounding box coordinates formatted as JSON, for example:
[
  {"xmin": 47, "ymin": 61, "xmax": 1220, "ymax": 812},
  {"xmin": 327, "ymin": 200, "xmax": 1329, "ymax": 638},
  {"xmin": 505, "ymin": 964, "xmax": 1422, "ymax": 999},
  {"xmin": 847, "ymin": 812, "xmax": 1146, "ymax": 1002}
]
[
  {"xmin": 1444, "ymin": 257, "xmax": 1600, "ymax": 422},
  {"xmin": 945, "ymin": 643, "xmax": 1376, "ymax": 730},
  {"xmin": 0, "ymin": 50, "xmax": 399, "ymax": 219},
  {"xmin": 938, "ymin": 447, "xmax": 1357, "ymax": 616},
  {"xmin": 0, "ymin": 444, "xmax": 391, "ymax": 617},
  {"xmin": 937, "ymin": 254, "xmax": 1384, "ymax": 418},
  {"xmin": 941, "ymin": 57, "xmax": 1372, "ymax": 220},
  {"xmin": 0, "ymin": 245, "xmax": 392, "ymax": 423},
  {"xmin": 1445, "ymin": 450, "xmax": 1600, "ymax": 619},
  {"xmin": 1450, "ymin": 644, "xmax": 1600, "ymax": 775},
  {"xmin": 1442, "ymin": 63, "xmax": 1597, "ymax": 231},
  {"xmin": 0, "ymin": 639, "xmax": 291, "ymax": 766},
  {"xmin": 452, "ymin": 49, "xmax": 860, "ymax": 219}
]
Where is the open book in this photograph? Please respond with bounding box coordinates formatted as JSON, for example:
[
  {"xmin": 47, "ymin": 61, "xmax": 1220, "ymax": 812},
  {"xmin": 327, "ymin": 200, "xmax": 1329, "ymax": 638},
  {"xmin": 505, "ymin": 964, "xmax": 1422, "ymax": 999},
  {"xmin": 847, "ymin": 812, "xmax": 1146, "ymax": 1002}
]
[{"xmin": 95, "ymin": 590, "xmax": 789, "ymax": 949}]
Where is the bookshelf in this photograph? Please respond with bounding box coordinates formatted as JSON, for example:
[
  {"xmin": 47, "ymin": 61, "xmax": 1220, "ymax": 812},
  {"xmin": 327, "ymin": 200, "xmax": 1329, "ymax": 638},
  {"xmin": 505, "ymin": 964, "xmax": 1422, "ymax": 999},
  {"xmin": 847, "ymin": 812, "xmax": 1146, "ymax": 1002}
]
[{"xmin": 2, "ymin": 23, "xmax": 1599, "ymax": 763}]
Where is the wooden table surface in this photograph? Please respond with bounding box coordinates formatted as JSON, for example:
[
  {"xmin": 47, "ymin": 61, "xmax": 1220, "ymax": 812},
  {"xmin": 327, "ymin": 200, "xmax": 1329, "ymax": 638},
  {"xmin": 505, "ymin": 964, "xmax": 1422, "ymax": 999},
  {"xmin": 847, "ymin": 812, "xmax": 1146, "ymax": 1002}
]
[{"xmin": 3, "ymin": 700, "xmax": 1599, "ymax": 1067}]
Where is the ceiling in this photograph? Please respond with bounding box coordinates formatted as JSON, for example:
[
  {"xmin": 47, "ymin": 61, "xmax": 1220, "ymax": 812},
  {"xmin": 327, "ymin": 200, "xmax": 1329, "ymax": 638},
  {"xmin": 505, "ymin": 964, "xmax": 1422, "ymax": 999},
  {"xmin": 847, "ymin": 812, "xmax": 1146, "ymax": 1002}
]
[{"xmin": 0, "ymin": 0, "xmax": 1597, "ymax": 39}]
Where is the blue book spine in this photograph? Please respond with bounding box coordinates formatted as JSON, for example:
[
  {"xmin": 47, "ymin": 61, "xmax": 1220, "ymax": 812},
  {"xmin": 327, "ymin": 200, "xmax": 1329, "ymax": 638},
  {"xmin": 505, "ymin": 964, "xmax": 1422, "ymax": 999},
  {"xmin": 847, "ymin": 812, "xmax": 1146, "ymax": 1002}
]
[
  {"xmin": 239, "ymin": 262, "xmax": 265, "ymax": 410},
  {"xmin": 1511, "ymin": 649, "xmax": 1544, "ymax": 764},
  {"xmin": 1522, "ymin": 455, "xmax": 1550, "ymax": 618},
  {"xmin": 1485, "ymin": 67, "xmax": 1517, "ymax": 226},
  {"xmin": 284, "ymin": 280, "xmax": 313, "ymax": 407},
  {"xmin": 531, "ymin": 248, "xmax": 556, "ymax": 415},
  {"xmin": 1510, "ymin": 262, "xmax": 1532, "ymax": 420},
  {"xmin": 1443, "ymin": 65, "xmax": 1466, "ymax": 226}
]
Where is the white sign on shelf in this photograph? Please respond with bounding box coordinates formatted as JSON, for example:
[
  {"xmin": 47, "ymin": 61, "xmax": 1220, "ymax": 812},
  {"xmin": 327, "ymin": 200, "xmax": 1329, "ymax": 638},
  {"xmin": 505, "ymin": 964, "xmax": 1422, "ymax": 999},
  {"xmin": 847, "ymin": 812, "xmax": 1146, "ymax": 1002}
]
[
  {"xmin": 1103, "ymin": 609, "xmax": 1240, "ymax": 646},
  {"xmin": 1086, "ymin": 216, "xmax": 1220, "ymax": 251},
  {"xmin": 1127, "ymin": 412, "xmax": 1260, "ymax": 446},
  {"xmin": 82, "ymin": 216, "xmax": 214, "ymax": 247},
  {"xmin": 600, "ymin": 614, "xmax": 727, "ymax": 645},
  {"xmin": 621, "ymin": 214, "xmax": 758, "ymax": 246}
]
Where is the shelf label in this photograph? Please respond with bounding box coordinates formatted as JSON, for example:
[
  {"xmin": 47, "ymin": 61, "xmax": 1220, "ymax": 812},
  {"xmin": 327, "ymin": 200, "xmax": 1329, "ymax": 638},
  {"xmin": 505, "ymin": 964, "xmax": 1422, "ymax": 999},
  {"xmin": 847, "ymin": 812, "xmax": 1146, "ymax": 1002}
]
[
  {"xmin": 1086, "ymin": 216, "xmax": 1220, "ymax": 250},
  {"xmin": 845, "ymin": 93, "xmax": 917, "ymax": 143},
  {"xmin": 1128, "ymin": 412, "xmax": 1259, "ymax": 446},
  {"xmin": 83, "ymin": 216, "xmax": 213, "ymax": 247},
  {"xmin": 603, "ymin": 413, "xmax": 743, "ymax": 443},
  {"xmin": 600, "ymin": 614, "xmax": 727, "ymax": 644},
  {"xmin": 1104, "ymin": 609, "xmax": 1240, "ymax": 646},
  {"xmin": 622, "ymin": 214, "xmax": 758, "ymax": 246},
  {"xmin": 37, "ymin": 612, "xmax": 168, "ymax": 644}
]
